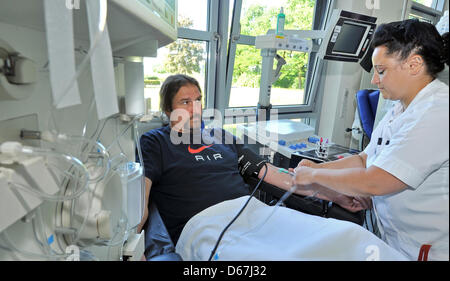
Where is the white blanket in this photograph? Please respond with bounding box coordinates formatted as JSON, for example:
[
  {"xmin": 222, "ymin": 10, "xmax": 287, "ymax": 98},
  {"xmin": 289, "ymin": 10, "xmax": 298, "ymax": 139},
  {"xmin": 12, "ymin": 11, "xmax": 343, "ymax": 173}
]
[{"xmin": 176, "ymin": 196, "xmax": 408, "ymax": 261}]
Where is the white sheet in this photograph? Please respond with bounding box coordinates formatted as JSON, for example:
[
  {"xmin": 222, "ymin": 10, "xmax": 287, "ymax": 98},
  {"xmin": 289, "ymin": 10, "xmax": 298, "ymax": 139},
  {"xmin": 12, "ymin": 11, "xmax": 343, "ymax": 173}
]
[{"xmin": 176, "ymin": 196, "xmax": 408, "ymax": 261}]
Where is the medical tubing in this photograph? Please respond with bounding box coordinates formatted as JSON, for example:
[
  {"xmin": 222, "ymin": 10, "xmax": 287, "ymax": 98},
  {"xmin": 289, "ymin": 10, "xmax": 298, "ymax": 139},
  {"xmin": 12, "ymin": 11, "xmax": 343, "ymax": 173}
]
[
  {"xmin": 82, "ymin": 140, "xmax": 110, "ymax": 184},
  {"xmin": 134, "ymin": 121, "xmax": 146, "ymax": 226},
  {"xmin": 109, "ymin": 153, "xmax": 129, "ymax": 170},
  {"xmin": 81, "ymin": 95, "xmax": 97, "ymax": 138},
  {"xmin": 106, "ymin": 212, "xmax": 129, "ymax": 260},
  {"xmin": 40, "ymin": 133, "xmax": 110, "ymax": 184},
  {"xmin": 75, "ymin": 116, "xmax": 144, "ymax": 239},
  {"xmin": 0, "ymin": 228, "xmax": 67, "ymax": 261},
  {"xmin": 48, "ymin": 0, "xmax": 107, "ymax": 134},
  {"xmin": 6, "ymin": 147, "xmax": 90, "ymax": 202},
  {"xmin": 31, "ymin": 214, "xmax": 46, "ymax": 253},
  {"xmin": 86, "ymin": 102, "xmax": 103, "ymax": 140},
  {"xmin": 70, "ymin": 180, "xmax": 101, "ymax": 245},
  {"xmin": 105, "ymin": 114, "xmax": 144, "ymax": 152},
  {"xmin": 81, "ymin": 92, "xmax": 113, "ymax": 142},
  {"xmin": 71, "ymin": 170, "xmax": 116, "ymax": 245},
  {"xmin": 9, "ymin": 177, "xmax": 83, "ymax": 203},
  {"xmin": 207, "ymin": 162, "xmax": 268, "ymax": 261},
  {"xmin": 94, "ymin": 114, "xmax": 118, "ymax": 142},
  {"xmin": 31, "ymin": 207, "xmax": 51, "ymax": 257},
  {"xmin": 33, "ymin": 206, "xmax": 68, "ymax": 258},
  {"xmin": 71, "ymin": 152, "xmax": 128, "ymax": 245},
  {"xmin": 72, "ymin": 152, "xmax": 131, "ymax": 245},
  {"xmin": 115, "ymin": 117, "xmax": 126, "ymax": 155}
]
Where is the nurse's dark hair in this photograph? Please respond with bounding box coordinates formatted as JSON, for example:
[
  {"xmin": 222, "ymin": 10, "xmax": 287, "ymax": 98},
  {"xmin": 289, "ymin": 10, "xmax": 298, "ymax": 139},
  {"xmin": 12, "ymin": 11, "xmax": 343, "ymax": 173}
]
[
  {"xmin": 371, "ymin": 19, "xmax": 449, "ymax": 77},
  {"xmin": 159, "ymin": 74, "xmax": 201, "ymax": 113}
]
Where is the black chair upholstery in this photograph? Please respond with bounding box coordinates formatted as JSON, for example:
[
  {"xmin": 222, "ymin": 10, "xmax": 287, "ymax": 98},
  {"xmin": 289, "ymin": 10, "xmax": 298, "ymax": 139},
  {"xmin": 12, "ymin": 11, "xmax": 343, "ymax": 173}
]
[
  {"xmin": 143, "ymin": 197, "xmax": 183, "ymax": 261},
  {"xmin": 245, "ymin": 177, "xmax": 365, "ymax": 226},
  {"xmin": 356, "ymin": 89, "xmax": 380, "ymax": 150}
]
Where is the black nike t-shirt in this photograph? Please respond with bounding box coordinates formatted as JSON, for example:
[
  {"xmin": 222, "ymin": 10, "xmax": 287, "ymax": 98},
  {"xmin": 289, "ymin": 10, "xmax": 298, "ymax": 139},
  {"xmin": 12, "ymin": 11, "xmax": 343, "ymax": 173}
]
[{"xmin": 138, "ymin": 125, "xmax": 250, "ymax": 245}]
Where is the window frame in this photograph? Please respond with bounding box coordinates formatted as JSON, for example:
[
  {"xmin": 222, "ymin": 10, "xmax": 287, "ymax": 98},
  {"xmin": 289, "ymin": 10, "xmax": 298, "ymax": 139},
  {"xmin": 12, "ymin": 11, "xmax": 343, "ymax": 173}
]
[
  {"xmin": 222, "ymin": 0, "xmax": 333, "ymax": 122},
  {"xmin": 175, "ymin": 0, "xmax": 222, "ymax": 111},
  {"xmin": 175, "ymin": 0, "xmax": 336, "ymax": 126},
  {"xmin": 168, "ymin": 0, "xmax": 447, "ymax": 128},
  {"xmin": 409, "ymin": 0, "xmax": 445, "ymax": 24}
]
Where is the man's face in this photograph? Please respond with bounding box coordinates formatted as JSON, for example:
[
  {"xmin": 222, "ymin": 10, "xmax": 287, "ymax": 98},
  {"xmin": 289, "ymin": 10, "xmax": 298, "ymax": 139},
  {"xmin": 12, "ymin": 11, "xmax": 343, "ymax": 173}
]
[
  {"xmin": 168, "ymin": 84, "xmax": 202, "ymax": 131},
  {"xmin": 371, "ymin": 46, "xmax": 410, "ymax": 101}
]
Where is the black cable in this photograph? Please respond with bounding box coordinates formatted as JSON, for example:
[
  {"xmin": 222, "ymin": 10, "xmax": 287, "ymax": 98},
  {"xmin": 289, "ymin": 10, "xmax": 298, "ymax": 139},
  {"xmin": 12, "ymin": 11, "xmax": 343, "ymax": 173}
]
[
  {"xmin": 363, "ymin": 210, "xmax": 368, "ymax": 231},
  {"xmin": 369, "ymin": 208, "xmax": 375, "ymax": 233},
  {"xmin": 207, "ymin": 162, "xmax": 268, "ymax": 261}
]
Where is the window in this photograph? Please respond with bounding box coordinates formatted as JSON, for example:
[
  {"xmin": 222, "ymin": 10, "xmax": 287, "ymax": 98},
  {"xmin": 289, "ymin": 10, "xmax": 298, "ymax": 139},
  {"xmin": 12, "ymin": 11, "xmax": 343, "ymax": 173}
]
[
  {"xmin": 270, "ymin": 51, "xmax": 309, "ymax": 106},
  {"xmin": 143, "ymin": 39, "xmax": 207, "ymax": 112},
  {"xmin": 228, "ymin": 0, "xmax": 316, "ymax": 108},
  {"xmin": 412, "ymin": 0, "xmax": 434, "ymax": 7},
  {"xmin": 240, "ymin": 0, "xmax": 314, "ymax": 36},
  {"xmin": 409, "ymin": 0, "xmax": 446, "ymax": 24},
  {"xmin": 409, "ymin": 12, "xmax": 435, "ymax": 23},
  {"xmin": 229, "ymin": 44, "xmax": 261, "ymax": 107},
  {"xmin": 143, "ymin": 0, "xmax": 211, "ymax": 112},
  {"xmin": 178, "ymin": 0, "xmax": 209, "ymax": 31},
  {"xmin": 143, "ymin": 0, "xmax": 328, "ymax": 129},
  {"xmin": 411, "ymin": 0, "xmax": 449, "ymax": 9}
]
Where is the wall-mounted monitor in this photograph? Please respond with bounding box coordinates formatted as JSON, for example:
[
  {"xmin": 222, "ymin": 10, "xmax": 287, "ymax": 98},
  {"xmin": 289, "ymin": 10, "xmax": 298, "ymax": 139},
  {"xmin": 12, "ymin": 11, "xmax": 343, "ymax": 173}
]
[{"xmin": 318, "ymin": 10, "xmax": 377, "ymax": 63}]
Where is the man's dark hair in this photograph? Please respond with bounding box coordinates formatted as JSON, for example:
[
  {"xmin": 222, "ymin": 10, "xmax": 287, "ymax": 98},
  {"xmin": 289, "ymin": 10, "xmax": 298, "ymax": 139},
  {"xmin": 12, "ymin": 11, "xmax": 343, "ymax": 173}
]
[
  {"xmin": 372, "ymin": 19, "xmax": 449, "ymax": 77},
  {"xmin": 159, "ymin": 74, "xmax": 202, "ymax": 113}
]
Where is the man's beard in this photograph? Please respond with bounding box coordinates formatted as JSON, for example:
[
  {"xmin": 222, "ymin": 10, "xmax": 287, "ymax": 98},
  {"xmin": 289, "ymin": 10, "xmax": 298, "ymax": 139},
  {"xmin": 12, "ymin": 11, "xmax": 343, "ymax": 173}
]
[{"xmin": 185, "ymin": 114, "xmax": 202, "ymax": 132}]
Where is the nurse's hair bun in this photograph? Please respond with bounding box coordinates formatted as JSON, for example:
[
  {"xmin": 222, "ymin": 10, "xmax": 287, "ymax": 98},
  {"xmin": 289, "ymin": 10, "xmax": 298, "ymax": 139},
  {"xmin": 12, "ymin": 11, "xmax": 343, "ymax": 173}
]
[
  {"xmin": 372, "ymin": 19, "xmax": 449, "ymax": 77},
  {"xmin": 441, "ymin": 32, "xmax": 449, "ymax": 66}
]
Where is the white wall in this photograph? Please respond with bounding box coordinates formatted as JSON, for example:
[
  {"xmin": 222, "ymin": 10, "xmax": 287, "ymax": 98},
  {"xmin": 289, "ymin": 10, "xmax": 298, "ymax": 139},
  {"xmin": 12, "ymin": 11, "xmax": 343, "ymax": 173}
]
[{"xmin": 317, "ymin": 0, "xmax": 409, "ymax": 147}]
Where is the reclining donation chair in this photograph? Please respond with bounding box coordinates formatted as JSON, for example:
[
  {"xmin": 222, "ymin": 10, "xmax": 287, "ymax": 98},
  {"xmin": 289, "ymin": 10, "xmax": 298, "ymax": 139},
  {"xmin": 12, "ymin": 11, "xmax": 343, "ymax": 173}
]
[
  {"xmin": 355, "ymin": 89, "xmax": 380, "ymax": 149},
  {"xmin": 143, "ymin": 196, "xmax": 183, "ymax": 261}
]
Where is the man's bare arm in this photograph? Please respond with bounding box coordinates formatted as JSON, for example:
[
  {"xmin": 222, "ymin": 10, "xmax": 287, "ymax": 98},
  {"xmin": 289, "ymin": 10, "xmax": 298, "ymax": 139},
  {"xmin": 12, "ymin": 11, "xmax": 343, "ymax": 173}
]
[{"xmin": 137, "ymin": 177, "xmax": 152, "ymax": 233}]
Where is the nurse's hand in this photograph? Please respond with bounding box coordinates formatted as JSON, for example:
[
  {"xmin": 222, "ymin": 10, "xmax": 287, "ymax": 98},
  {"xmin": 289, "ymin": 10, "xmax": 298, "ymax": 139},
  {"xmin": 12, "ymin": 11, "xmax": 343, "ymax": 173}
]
[
  {"xmin": 288, "ymin": 159, "xmax": 319, "ymax": 175},
  {"xmin": 297, "ymin": 159, "xmax": 320, "ymax": 168},
  {"xmin": 332, "ymin": 194, "xmax": 366, "ymax": 212},
  {"xmin": 292, "ymin": 166, "xmax": 366, "ymax": 212},
  {"xmin": 353, "ymin": 196, "xmax": 373, "ymax": 209},
  {"xmin": 292, "ymin": 165, "xmax": 315, "ymax": 186}
]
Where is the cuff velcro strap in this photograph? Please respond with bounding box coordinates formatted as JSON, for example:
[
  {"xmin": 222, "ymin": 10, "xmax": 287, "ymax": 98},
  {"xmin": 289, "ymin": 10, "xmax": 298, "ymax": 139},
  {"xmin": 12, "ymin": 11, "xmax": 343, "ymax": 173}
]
[{"xmin": 237, "ymin": 147, "xmax": 266, "ymax": 179}]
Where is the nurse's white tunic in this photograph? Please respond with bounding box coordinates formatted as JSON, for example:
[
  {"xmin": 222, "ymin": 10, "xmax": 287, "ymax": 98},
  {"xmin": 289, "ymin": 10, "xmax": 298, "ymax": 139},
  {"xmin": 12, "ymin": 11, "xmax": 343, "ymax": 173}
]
[{"xmin": 364, "ymin": 79, "xmax": 449, "ymax": 260}]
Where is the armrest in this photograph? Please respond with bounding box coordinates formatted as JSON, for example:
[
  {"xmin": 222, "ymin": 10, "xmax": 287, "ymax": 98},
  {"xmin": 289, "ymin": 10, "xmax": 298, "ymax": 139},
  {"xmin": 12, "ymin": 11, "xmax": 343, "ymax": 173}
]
[
  {"xmin": 245, "ymin": 177, "xmax": 365, "ymax": 226},
  {"xmin": 143, "ymin": 198, "xmax": 183, "ymax": 261}
]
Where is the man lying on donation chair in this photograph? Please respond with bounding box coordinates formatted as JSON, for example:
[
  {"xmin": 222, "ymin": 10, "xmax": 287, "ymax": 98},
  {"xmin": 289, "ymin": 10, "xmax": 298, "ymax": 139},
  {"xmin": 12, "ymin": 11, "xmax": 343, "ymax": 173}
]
[{"xmin": 137, "ymin": 74, "xmax": 406, "ymax": 261}]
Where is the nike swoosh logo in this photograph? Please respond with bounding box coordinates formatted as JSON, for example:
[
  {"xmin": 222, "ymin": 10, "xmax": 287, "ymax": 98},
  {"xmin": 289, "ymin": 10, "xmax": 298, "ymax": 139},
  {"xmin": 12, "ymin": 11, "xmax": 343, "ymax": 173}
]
[{"xmin": 188, "ymin": 144, "xmax": 213, "ymax": 154}]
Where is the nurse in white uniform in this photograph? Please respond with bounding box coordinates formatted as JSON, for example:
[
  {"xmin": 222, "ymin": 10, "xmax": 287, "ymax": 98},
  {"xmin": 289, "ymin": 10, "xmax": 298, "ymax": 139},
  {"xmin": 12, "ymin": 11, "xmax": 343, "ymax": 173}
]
[{"xmin": 293, "ymin": 20, "xmax": 449, "ymax": 261}]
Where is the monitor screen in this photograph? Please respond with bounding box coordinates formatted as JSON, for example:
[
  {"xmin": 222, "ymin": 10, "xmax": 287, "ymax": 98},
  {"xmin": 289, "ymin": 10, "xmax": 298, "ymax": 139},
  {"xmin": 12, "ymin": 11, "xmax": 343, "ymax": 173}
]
[
  {"xmin": 317, "ymin": 9, "xmax": 377, "ymax": 62},
  {"xmin": 332, "ymin": 22, "xmax": 368, "ymax": 54}
]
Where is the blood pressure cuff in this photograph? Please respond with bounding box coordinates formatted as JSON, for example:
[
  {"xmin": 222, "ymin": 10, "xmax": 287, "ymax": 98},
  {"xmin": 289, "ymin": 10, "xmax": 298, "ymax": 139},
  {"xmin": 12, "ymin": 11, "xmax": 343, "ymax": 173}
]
[{"xmin": 236, "ymin": 145, "xmax": 266, "ymax": 180}]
